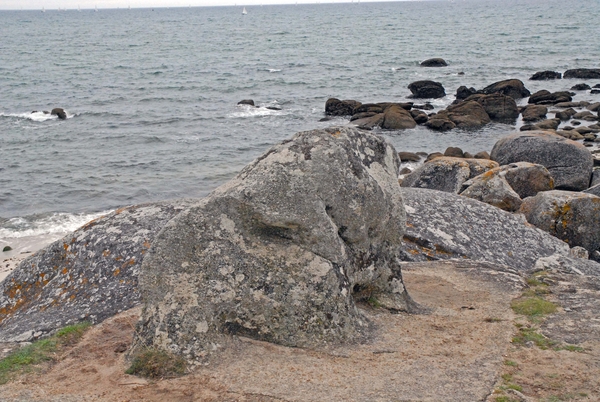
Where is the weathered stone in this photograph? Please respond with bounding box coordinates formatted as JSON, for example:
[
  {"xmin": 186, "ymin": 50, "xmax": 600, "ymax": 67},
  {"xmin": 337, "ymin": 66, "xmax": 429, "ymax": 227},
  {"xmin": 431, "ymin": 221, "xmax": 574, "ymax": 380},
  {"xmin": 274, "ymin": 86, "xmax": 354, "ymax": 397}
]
[
  {"xmin": 352, "ymin": 113, "xmax": 384, "ymax": 130},
  {"xmin": 583, "ymin": 183, "xmax": 600, "ymax": 197},
  {"xmin": 521, "ymin": 104, "xmax": 548, "ymax": 121},
  {"xmin": 555, "ymin": 101, "xmax": 590, "ymax": 108},
  {"xmin": 455, "ymin": 86, "xmax": 477, "ymax": 100},
  {"xmin": 554, "ymin": 108, "xmax": 576, "ymax": 120},
  {"xmin": 424, "ymin": 115, "xmax": 456, "ymax": 131},
  {"xmin": 535, "ymin": 118, "xmax": 561, "ymax": 130},
  {"xmin": 0, "ymin": 200, "xmax": 193, "ymax": 342},
  {"xmin": 50, "ymin": 108, "xmax": 67, "ymax": 120},
  {"xmin": 481, "ymin": 79, "xmax": 530, "ymax": 99},
  {"xmin": 444, "ymin": 147, "xmax": 464, "ymax": 158},
  {"xmin": 398, "ymin": 152, "xmax": 422, "ymax": 162},
  {"xmin": 460, "ymin": 171, "xmax": 523, "ymax": 212},
  {"xmin": 474, "ymin": 151, "xmax": 491, "ymax": 160},
  {"xmin": 426, "ymin": 152, "xmax": 444, "ymax": 162},
  {"xmin": 350, "ymin": 112, "xmax": 378, "ymax": 121},
  {"xmin": 520, "ymin": 190, "xmax": 600, "ymax": 253},
  {"xmin": 555, "ymin": 130, "xmax": 584, "ymax": 140},
  {"xmin": 530, "ymin": 71, "xmax": 562, "ymax": 80},
  {"xmin": 588, "ymin": 102, "xmax": 600, "ymax": 112},
  {"xmin": 571, "ymin": 83, "xmax": 591, "ymax": 91},
  {"xmin": 410, "ymin": 109, "xmax": 429, "ymax": 124},
  {"xmin": 134, "ymin": 127, "xmax": 413, "ymax": 362},
  {"xmin": 400, "ymin": 157, "xmax": 498, "ymax": 193},
  {"xmin": 420, "ymin": 58, "xmax": 448, "ymax": 67},
  {"xmin": 325, "ymin": 98, "xmax": 362, "ymax": 116},
  {"xmin": 381, "ymin": 105, "xmax": 417, "ymax": 129},
  {"xmin": 528, "ymin": 90, "xmax": 573, "ymax": 105},
  {"xmin": 408, "ymin": 80, "xmax": 446, "ymax": 99},
  {"xmin": 399, "ymin": 188, "xmax": 570, "ymax": 272},
  {"xmin": 237, "ymin": 99, "xmax": 255, "ymax": 106},
  {"xmin": 501, "ymin": 162, "xmax": 555, "ymax": 198},
  {"xmin": 563, "ymin": 68, "xmax": 600, "ymax": 79},
  {"xmin": 490, "ymin": 131, "xmax": 593, "ymax": 191},
  {"xmin": 466, "ymin": 93, "xmax": 518, "ymax": 122},
  {"xmin": 443, "ymin": 101, "xmax": 491, "ymax": 129}
]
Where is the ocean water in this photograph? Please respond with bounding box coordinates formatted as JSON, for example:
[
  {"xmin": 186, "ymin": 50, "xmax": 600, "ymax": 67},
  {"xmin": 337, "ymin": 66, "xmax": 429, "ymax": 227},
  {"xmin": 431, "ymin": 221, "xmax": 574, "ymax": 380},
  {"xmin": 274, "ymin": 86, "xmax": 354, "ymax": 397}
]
[{"xmin": 1, "ymin": 0, "xmax": 600, "ymax": 247}]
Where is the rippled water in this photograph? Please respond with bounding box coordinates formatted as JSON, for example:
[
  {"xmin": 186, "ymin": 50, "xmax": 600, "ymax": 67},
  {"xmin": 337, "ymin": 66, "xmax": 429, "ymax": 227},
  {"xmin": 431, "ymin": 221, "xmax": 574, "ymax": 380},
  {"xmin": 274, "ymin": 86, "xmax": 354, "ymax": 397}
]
[{"xmin": 1, "ymin": 0, "xmax": 600, "ymax": 240}]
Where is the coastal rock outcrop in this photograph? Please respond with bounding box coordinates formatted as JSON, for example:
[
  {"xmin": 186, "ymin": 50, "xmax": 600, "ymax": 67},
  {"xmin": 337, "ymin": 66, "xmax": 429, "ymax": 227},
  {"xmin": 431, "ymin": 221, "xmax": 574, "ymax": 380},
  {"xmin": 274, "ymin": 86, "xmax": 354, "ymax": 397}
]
[
  {"xmin": 439, "ymin": 100, "xmax": 491, "ymax": 128},
  {"xmin": 381, "ymin": 105, "xmax": 417, "ymax": 129},
  {"xmin": 408, "ymin": 80, "xmax": 446, "ymax": 99},
  {"xmin": 51, "ymin": 108, "xmax": 67, "ymax": 120},
  {"xmin": 530, "ymin": 71, "xmax": 562, "ymax": 80},
  {"xmin": 420, "ymin": 58, "xmax": 448, "ymax": 67},
  {"xmin": 399, "ymin": 188, "xmax": 570, "ymax": 272},
  {"xmin": 400, "ymin": 157, "xmax": 498, "ymax": 193},
  {"xmin": 521, "ymin": 104, "xmax": 548, "ymax": 121},
  {"xmin": 325, "ymin": 98, "xmax": 361, "ymax": 116},
  {"xmin": 133, "ymin": 127, "xmax": 413, "ymax": 362},
  {"xmin": 520, "ymin": 190, "xmax": 600, "ymax": 253},
  {"xmin": 490, "ymin": 131, "xmax": 593, "ymax": 191},
  {"xmin": 481, "ymin": 79, "xmax": 531, "ymax": 99},
  {"xmin": 528, "ymin": 90, "xmax": 573, "ymax": 105},
  {"xmin": 0, "ymin": 200, "xmax": 193, "ymax": 342},
  {"xmin": 563, "ymin": 69, "xmax": 600, "ymax": 79},
  {"xmin": 466, "ymin": 93, "xmax": 519, "ymax": 122}
]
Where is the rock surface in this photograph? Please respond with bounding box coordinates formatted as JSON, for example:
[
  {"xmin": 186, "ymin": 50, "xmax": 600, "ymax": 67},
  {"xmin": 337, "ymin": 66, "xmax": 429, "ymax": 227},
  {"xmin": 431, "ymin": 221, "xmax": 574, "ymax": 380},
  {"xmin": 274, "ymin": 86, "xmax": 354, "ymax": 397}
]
[
  {"xmin": 420, "ymin": 58, "xmax": 448, "ymax": 67},
  {"xmin": 400, "ymin": 157, "xmax": 498, "ymax": 193},
  {"xmin": 399, "ymin": 188, "xmax": 570, "ymax": 272},
  {"xmin": 563, "ymin": 68, "xmax": 600, "ymax": 79},
  {"xmin": 380, "ymin": 105, "xmax": 417, "ymax": 129},
  {"xmin": 325, "ymin": 98, "xmax": 361, "ymax": 116},
  {"xmin": 134, "ymin": 127, "xmax": 413, "ymax": 362},
  {"xmin": 50, "ymin": 108, "xmax": 67, "ymax": 120},
  {"xmin": 520, "ymin": 190, "xmax": 600, "ymax": 253},
  {"xmin": 490, "ymin": 131, "xmax": 593, "ymax": 191},
  {"xmin": 0, "ymin": 200, "xmax": 192, "ymax": 342},
  {"xmin": 481, "ymin": 79, "xmax": 531, "ymax": 99},
  {"xmin": 466, "ymin": 93, "xmax": 518, "ymax": 122},
  {"xmin": 440, "ymin": 100, "xmax": 491, "ymax": 129},
  {"xmin": 407, "ymin": 80, "xmax": 446, "ymax": 99},
  {"xmin": 530, "ymin": 70, "xmax": 562, "ymax": 80},
  {"xmin": 460, "ymin": 171, "xmax": 523, "ymax": 212}
]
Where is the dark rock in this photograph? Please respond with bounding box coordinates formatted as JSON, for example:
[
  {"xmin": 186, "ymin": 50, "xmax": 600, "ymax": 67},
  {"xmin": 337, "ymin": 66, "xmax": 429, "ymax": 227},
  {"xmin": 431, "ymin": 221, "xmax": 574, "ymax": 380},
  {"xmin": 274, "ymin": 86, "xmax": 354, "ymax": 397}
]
[
  {"xmin": 555, "ymin": 101, "xmax": 590, "ymax": 108},
  {"xmin": 591, "ymin": 169, "xmax": 600, "ymax": 187},
  {"xmin": 380, "ymin": 105, "xmax": 417, "ymax": 129},
  {"xmin": 0, "ymin": 200, "xmax": 193, "ymax": 342},
  {"xmin": 464, "ymin": 152, "xmax": 474, "ymax": 159},
  {"xmin": 481, "ymin": 79, "xmax": 531, "ymax": 99},
  {"xmin": 2, "ymin": 246, "xmax": 12, "ymax": 252},
  {"xmin": 444, "ymin": 147, "xmax": 464, "ymax": 158},
  {"xmin": 424, "ymin": 115, "xmax": 456, "ymax": 131},
  {"xmin": 410, "ymin": 109, "xmax": 429, "ymax": 124},
  {"xmin": 592, "ymin": 90, "xmax": 600, "ymax": 95},
  {"xmin": 325, "ymin": 98, "xmax": 362, "ymax": 116},
  {"xmin": 420, "ymin": 58, "xmax": 448, "ymax": 67},
  {"xmin": 455, "ymin": 86, "xmax": 477, "ymax": 100},
  {"xmin": 376, "ymin": 102, "xmax": 413, "ymax": 111},
  {"xmin": 412, "ymin": 103, "xmax": 434, "ymax": 111},
  {"xmin": 133, "ymin": 127, "xmax": 413, "ymax": 361},
  {"xmin": 466, "ymin": 93, "xmax": 519, "ymax": 122},
  {"xmin": 521, "ymin": 105, "xmax": 548, "ymax": 122},
  {"xmin": 443, "ymin": 100, "xmax": 491, "ymax": 129},
  {"xmin": 530, "ymin": 71, "xmax": 562, "ymax": 80},
  {"xmin": 563, "ymin": 68, "xmax": 600, "ymax": 79},
  {"xmin": 520, "ymin": 190, "xmax": 600, "ymax": 253},
  {"xmin": 350, "ymin": 112, "xmax": 378, "ymax": 122},
  {"xmin": 474, "ymin": 151, "xmax": 491, "ymax": 160},
  {"xmin": 490, "ymin": 131, "xmax": 593, "ymax": 191},
  {"xmin": 520, "ymin": 124, "xmax": 540, "ymax": 131},
  {"xmin": 398, "ymin": 152, "xmax": 422, "ymax": 162},
  {"xmin": 528, "ymin": 90, "xmax": 573, "ymax": 105},
  {"xmin": 554, "ymin": 108, "xmax": 577, "ymax": 120},
  {"xmin": 573, "ymin": 111, "xmax": 595, "ymax": 120},
  {"xmin": 400, "ymin": 157, "xmax": 498, "ymax": 193},
  {"xmin": 319, "ymin": 117, "xmax": 334, "ymax": 122},
  {"xmin": 556, "ymin": 130, "xmax": 584, "ymax": 140},
  {"xmin": 425, "ymin": 152, "xmax": 444, "ymax": 162},
  {"xmin": 353, "ymin": 103, "xmax": 384, "ymax": 114},
  {"xmin": 265, "ymin": 106, "xmax": 282, "ymax": 111},
  {"xmin": 237, "ymin": 99, "xmax": 255, "ymax": 106},
  {"xmin": 408, "ymin": 80, "xmax": 446, "ymax": 99},
  {"xmin": 535, "ymin": 118, "xmax": 561, "ymax": 130},
  {"xmin": 399, "ymin": 188, "xmax": 570, "ymax": 272},
  {"xmin": 571, "ymin": 83, "xmax": 591, "ymax": 91},
  {"xmin": 50, "ymin": 108, "xmax": 67, "ymax": 120},
  {"xmin": 352, "ymin": 113, "xmax": 384, "ymax": 130}
]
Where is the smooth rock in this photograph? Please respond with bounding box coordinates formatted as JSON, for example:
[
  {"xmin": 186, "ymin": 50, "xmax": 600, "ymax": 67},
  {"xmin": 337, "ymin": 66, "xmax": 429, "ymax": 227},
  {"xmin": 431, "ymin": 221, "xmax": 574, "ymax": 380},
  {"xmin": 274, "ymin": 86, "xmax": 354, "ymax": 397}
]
[
  {"xmin": 466, "ymin": 93, "xmax": 519, "ymax": 122},
  {"xmin": 325, "ymin": 98, "xmax": 361, "ymax": 116},
  {"xmin": 237, "ymin": 99, "xmax": 255, "ymax": 106},
  {"xmin": 571, "ymin": 83, "xmax": 591, "ymax": 91},
  {"xmin": 481, "ymin": 79, "xmax": 530, "ymax": 99},
  {"xmin": 521, "ymin": 104, "xmax": 548, "ymax": 121},
  {"xmin": 398, "ymin": 152, "xmax": 422, "ymax": 162},
  {"xmin": 563, "ymin": 68, "xmax": 600, "ymax": 79},
  {"xmin": 420, "ymin": 58, "xmax": 448, "ymax": 67},
  {"xmin": 381, "ymin": 105, "xmax": 417, "ymax": 129},
  {"xmin": 455, "ymin": 86, "xmax": 477, "ymax": 100},
  {"xmin": 490, "ymin": 131, "xmax": 593, "ymax": 191},
  {"xmin": 50, "ymin": 108, "xmax": 67, "ymax": 120},
  {"xmin": 530, "ymin": 71, "xmax": 562, "ymax": 80},
  {"xmin": 408, "ymin": 80, "xmax": 446, "ymax": 99},
  {"xmin": 442, "ymin": 101, "xmax": 491, "ymax": 129},
  {"xmin": 528, "ymin": 90, "xmax": 573, "ymax": 105},
  {"xmin": 460, "ymin": 170, "xmax": 523, "ymax": 212}
]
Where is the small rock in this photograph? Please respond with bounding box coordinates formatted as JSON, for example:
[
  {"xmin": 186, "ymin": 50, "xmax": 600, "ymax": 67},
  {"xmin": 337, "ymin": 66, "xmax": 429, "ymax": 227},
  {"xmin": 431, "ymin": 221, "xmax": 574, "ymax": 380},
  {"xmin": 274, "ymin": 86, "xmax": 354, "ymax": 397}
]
[
  {"xmin": 2, "ymin": 246, "xmax": 12, "ymax": 252},
  {"xmin": 530, "ymin": 71, "xmax": 562, "ymax": 80},
  {"xmin": 50, "ymin": 108, "xmax": 67, "ymax": 120},
  {"xmin": 444, "ymin": 147, "xmax": 464, "ymax": 158},
  {"xmin": 408, "ymin": 80, "xmax": 446, "ymax": 99},
  {"xmin": 420, "ymin": 58, "xmax": 448, "ymax": 67},
  {"xmin": 571, "ymin": 83, "xmax": 591, "ymax": 91},
  {"xmin": 398, "ymin": 152, "xmax": 422, "ymax": 162},
  {"xmin": 237, "ymin": 99, "xmax": 255, "ymax": 106}
]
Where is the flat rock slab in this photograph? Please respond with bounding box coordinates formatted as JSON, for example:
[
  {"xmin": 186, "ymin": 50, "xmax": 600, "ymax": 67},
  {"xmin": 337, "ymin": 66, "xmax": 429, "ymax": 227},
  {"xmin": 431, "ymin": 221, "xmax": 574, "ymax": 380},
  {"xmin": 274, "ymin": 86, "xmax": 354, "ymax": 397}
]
[
  {"xmin": 0, "ymin": 200, "xmax": 192, "ymax": 342},
  {"xmin": 400, "ymin": 188, "xmax": 570, "ymax": 272},
  {"xmin": 0, "ymin": 260, "xmax": 525, "ymax": 402}
]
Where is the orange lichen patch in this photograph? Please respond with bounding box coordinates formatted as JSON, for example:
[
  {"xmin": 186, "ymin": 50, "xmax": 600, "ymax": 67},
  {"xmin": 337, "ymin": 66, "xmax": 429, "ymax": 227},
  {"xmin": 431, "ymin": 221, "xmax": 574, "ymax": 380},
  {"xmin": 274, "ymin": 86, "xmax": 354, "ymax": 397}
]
[
  {"xmin": 115, "ymin": 256, "xmax": 123, "ymax": 261},
  {"xmin": 63, "ymin": 243, "xmax": 69, "ymax": 251},
  {"xmin": 62, "ymin": 268, "xmax": 68, "ymax": 275},
  {"xmin": 71, "ymin": 238, "xmax": 76, "ymax": 244},
  {"xmin": 121, "ymin": 258, "xmax": 136, "ymax": 269},
  {"xmin": 406, "ymin": 223, "xmax": 414, "ymax": 228},
  {"xmin": 113, "ymin": 268, "xmax": 121, "ymax": 276},
  {"xmin": 143, "ymin": 240, "xmax": 151, "ymax": 249},
  {"xmin": 70, "ymin": 294, "xmax": 76, "ymax": 300},
  {"xmin": 408, "ymin": 249, "xmax": 420, "ymax": 255},
  {"xmin": 114, "ymin": 207, "xmax": 129, "ymax": 215},
  {"xmin": 330, "ymin": 130, "xmax": 342, "ymax": 138},
  {"xmin": 102, "ymin": 250, "xmax": 111, "ymax": 257}
]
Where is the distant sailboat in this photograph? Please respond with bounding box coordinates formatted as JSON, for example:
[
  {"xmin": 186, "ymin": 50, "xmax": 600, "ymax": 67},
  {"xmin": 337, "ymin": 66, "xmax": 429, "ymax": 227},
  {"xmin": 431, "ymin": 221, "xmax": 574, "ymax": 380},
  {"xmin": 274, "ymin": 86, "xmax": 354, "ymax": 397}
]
[{"xmin": 242, "ymin": 7, "xmax": 247, "ymax": 15}]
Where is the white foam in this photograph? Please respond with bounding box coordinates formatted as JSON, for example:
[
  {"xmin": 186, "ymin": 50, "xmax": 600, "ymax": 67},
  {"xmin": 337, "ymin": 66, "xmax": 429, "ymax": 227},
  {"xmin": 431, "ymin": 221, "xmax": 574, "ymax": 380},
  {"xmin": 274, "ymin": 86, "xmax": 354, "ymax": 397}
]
[
  {"xmin": 0, "ymin": 210, "xmax": 111, "ymax": 239},
  {"xmin": 1, "ymin": 110, "xmax": 74, "ymax": 122},
  {"xmin": 268, "ymin": 68, "xmax": 282, "ymax": 73},
  {"xmin": 229, "ymin": 104, "xmax": 284, "ymax": 118}
]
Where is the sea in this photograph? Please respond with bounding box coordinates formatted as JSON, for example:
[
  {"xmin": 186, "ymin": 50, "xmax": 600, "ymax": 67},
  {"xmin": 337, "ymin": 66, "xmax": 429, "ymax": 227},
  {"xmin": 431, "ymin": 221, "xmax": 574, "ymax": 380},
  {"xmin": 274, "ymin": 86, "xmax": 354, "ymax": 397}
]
[{"xmin": 1, "ymin": 0, "xmax": 600, "ymax": 253}]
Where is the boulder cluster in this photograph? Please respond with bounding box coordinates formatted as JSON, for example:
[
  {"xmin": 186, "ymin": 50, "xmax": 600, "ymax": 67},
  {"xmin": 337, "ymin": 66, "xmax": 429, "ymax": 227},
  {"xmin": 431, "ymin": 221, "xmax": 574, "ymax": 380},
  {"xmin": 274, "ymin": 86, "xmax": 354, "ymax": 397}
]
[
  {"xmin": 399, "ymin": 130, "xmax": 600, "ymax": 261},
  {"xmin": 325, "ymin": 69, "xmax": 600, "ymax": 136}
]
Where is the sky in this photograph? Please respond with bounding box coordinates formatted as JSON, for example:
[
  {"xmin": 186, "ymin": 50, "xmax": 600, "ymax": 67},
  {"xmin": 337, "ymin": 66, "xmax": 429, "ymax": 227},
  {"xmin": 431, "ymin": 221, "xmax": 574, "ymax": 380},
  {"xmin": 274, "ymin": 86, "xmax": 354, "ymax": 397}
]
[{"xmin": 1, "ymin": 0, "xmax": 406, "ymax": 10}]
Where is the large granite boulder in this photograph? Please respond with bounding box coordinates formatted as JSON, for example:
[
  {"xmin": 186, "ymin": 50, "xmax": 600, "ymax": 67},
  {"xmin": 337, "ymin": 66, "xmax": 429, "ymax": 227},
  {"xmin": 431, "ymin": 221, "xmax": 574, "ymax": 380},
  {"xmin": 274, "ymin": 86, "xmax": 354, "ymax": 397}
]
[
  {"xmin": 501, "ymin": 162, "xmax": 555, "ymax": 198},
  {"xmin": 528, "ymin": 90, "xmax": 572, "ymax": 105},
  {"xmin": 490, "ymin": 131, "xmax": 593, "ymax": 191},
  {"xmin": 520, "ymin": 190, "xmax": 600, "ymax": 253},
  {"xmin": 400, "ymin": 188, "xmax": 570, "ymax": 273},
  {"xmin": 134, "ymin": 127, "xmax": 413, "ymax": 362},
  {"xmin": 521, "ymin": 104, "xmax": 548, "ymax": 122},
  {"xmin": 481, "ymin": 79, "xmax": 531, "ymax": 99},
  {"xmin": 408, "ymin": 80, "xmax": 446, "ymax": 99},
  {"xmin": 466, "ymin": 93, "xmax": 519, "ymax": 122},
  {"xmin": 425, "ymin": 114, "xmax": 456, "ymax": 131},
  {"xmin": 530, "ymin": 71, "xmax": 562, "ymax": 80},
  {"xmin": 400, "ymin": 157, "xmax": 498, "ymax": 193},
  {"xmin": 563, "ymin": 69, "xmax": 600, "ymax": 79},
  {"xmin": 441, "ymin": 100, "xmax": 491, "ymax": 129},
  {"xmin": 325, "ymin": 98, "xmax": 361, "ymax": 116},
  {"xmin": 0, "ymin": 200, "xmax": 192, "ymax": 342},
  {"xmin": 381, "ymin": 105, "xmax": 417, "ymax": 129},
  {"xmin": 420, "ymin": 58, "xmax": 448, "ymax": 67},
  {"xmin": 460, "ymin": 171, "xmax": 523, "ymax": 212}
]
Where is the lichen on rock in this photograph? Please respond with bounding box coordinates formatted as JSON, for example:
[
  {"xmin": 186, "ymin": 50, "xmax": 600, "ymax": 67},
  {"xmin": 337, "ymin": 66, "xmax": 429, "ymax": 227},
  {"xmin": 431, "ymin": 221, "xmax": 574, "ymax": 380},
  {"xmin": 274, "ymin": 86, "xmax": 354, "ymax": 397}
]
[{"xmin": 133, "ymin": 127, "xmax": 414, "ymax": 362}]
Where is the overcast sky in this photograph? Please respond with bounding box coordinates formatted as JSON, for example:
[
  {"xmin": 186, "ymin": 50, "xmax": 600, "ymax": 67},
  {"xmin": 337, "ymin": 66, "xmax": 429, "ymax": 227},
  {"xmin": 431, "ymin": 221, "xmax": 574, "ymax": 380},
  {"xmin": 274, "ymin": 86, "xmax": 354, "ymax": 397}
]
[{"xmin": 1, "ymin": 0, "xmax": 404, "ymax": 10}]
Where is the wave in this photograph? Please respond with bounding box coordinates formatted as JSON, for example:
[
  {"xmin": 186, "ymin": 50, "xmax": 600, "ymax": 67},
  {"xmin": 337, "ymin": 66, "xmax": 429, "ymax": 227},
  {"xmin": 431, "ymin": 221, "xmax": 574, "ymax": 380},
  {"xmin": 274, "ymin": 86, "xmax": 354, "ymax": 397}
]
[
  {"xmin": 229, "ymin": 104, "xmax": 285, "ymax": 118},
  {"xmin": 0, "ymin": 210, "xmax": 112, "ymax": 239},
  {"xmin": 0, "ymin": 110, "xmax": 74, "ymax": 122}
]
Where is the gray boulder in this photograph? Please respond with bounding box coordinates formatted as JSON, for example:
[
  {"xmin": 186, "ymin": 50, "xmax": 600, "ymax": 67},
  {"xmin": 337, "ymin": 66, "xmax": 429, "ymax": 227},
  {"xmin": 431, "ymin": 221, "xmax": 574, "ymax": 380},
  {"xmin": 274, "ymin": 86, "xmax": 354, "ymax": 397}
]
[
  {"xmin": 490, "ymin": 131, "xmax": 593, "ymax": 191},
  {"xmin": 400, "ymin": 188, "xmax": 570, "ymax": 273},
  {"xmin": 481, "ymin": 79, "xmax": 530, "ymax": 99},
  {"xmin": 0, "ymin": 200, "xmax": 192, "ymax": 342},
  {"xmin": 134, "ymin": 127, "xmax": 413, "ymax": 362},
  {"xmin": 408, "ymin": 80, "xmax": 446, "ymax": 99},
  {"xmin": 51, "ymin": 108, "xmax": 67, "ymax": 120},
  {"xmin": 442, "ymin": 100, "xmax": 491, "ymax": 128},
  {"xmin": 400, "ymin": 157, "xmax": 499, "ymax": 193},
  {"xmin": 501, "ymin": 162, "xmax": 555, "ymax": 198},
  {"xmin": 460, "ymin": 171, "xmax": 523, "ymax": 212},
  {"xmin": 520, "ymin": 190, "xmax": 600, "ymax": 253}
]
